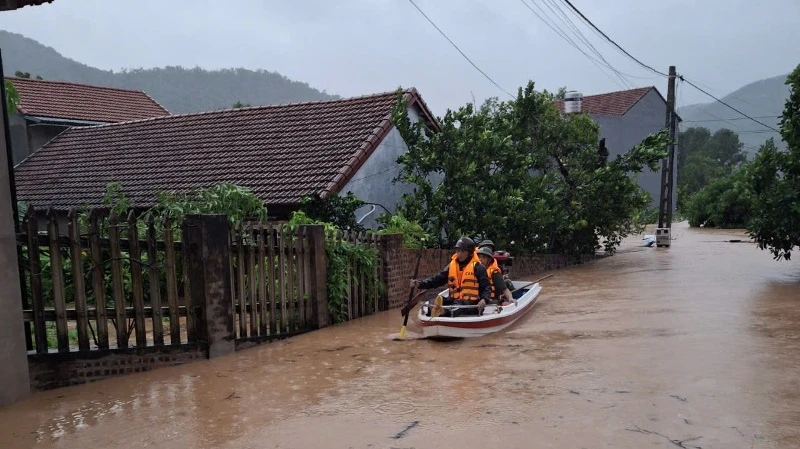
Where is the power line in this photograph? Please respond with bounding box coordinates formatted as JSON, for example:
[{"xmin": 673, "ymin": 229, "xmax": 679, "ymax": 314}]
[
  {"xmin": 517, "ymin": 0, "xmax": 631, "ymax": 90},
  {"xmin": 539, "ymin": 0, "xmax": 633, "ymax": 87},
  {"xmin": 406, "ymin": 0, "xmax": 515, "ymax": 99},
  {"xmin": 556, "ymin": 0, "xmax": 781, "ymax": 133},
  {"xmin": 680, "ymin": 77, "xmax": 780, "ymax": 133},
  {"xmin": 559, "ymin": 0, "xmax": 668, "ymax": 77}
]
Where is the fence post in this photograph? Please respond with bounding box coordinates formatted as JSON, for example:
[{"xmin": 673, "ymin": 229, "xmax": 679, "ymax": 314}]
[
  {"xmin": 377, "ymin": 233, "xmax": 405, "ymax": 310},
  {"xmin": 304, "ymin": 225, "xmax": 329, "ymax": 329},
  {"xmin": 183, "ymin": 214, "xmax": 235, "ymax": 358}
]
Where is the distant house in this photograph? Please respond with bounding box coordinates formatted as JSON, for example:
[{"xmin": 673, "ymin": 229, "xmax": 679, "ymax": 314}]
[
  {"xmin": 13, "ymin": 88, "xmax": 440, "ymax": 228},
  {"xmin": 6, "ymin": 77, "xmax": 169, "ymax": 165},
  {"xmin": 556, "ymin": 86, "xmax": 681, "ymax": 211}
]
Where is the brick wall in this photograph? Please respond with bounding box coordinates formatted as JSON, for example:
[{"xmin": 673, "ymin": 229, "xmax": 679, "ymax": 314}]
[
  {"xmin": 379, "ymin": 235, "xmax": 603, "ymax": 309},
  {"xmin": 27, "ymin": 344, "xmax": 207, "ymax": 391}
]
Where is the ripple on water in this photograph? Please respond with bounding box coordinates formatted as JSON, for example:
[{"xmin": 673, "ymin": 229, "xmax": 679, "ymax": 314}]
[{"xmin": 374, "ymin": 401, "xmax": 417, "ymax": 415}]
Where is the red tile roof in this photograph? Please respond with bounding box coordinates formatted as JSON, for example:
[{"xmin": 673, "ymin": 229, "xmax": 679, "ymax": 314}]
[
  {"xmin": 554, "ymin": 87, "xmax": 655, "ymax": 115},
  {"xmin": 14, "ymin": 88, "xmax": 439, "ymax": 210},
  {"xmin": 6, "ymin": 77, "xmax": 169, "ymax": 123}
]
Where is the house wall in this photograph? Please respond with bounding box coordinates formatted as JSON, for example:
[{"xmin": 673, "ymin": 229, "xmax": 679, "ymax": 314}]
[
  {"xmin": 27, "ymin": 123, "xmax": 69, "ymax": 159},
  {"xmin": 341, "ymin": 105, "xmax": 425, "ymax": 229},
  {"xmin": 591, "ymin": 89, "xmax": 677, "ymax": 213},
  {"xmin": 8, "ymin": 113, "xmax": 70, "ymax": 166},
  {"xmin": 8, "ymin": 112, "xmax": 28, "ymax": 166}
]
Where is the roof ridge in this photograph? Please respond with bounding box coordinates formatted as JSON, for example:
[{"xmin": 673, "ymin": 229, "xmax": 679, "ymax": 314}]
[
  {"xmin": 5, "ymin": 76, "xmax": 163, "ymax": 97},
  {"xmin": 582, "ymin": 86, "xmax": 654, "ymax": 98},
  {"xmin": 139, "ymin": 90, "xmax": 170, "ymax": 114},
  {"xmin": 65, "ymin": 87, "xmax": 417, "ymax": 130}
]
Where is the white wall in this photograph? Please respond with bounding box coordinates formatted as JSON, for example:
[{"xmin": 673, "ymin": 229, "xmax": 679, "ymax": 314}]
[
  {"xmin": 592, "ymin": 89, "xmax": 676, "ymax": 212},
  {"xmin": 340, "ymin": 105, "xmax": 424, "ymax": 229}
]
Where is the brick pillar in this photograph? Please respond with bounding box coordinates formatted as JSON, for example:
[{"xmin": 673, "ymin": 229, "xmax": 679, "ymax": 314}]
[
  {"xmin": 183, "ymin": 214, "xmax": 235, "ymax": 358},
  {"xmin": 305, "ymin": 224, "xmax": 329, "ymax": 329},
  {"xmin": 378, "ymin": 234, "xmax": 408, "ymax": 309}
]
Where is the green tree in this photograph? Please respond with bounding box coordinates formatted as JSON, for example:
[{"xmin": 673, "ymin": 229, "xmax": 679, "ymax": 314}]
[
  {"xmin": 677, "ymin": 127, "xmax": 748, "ymax": 208},
  {"xmin": 13, "ymin": 71, "xmax": 42, "ymax": 80},
  {"xmin": 390, "ymin": 82, "xmax": 668, "ymax": 258},
  {"xmin": 232, "ymin": 101, "xmax": 251, "ymax": 108},
  {"xmin": 297, "ymin": 192, "xmax": 366, "ymax": 232},
  {"xmin": 747, "ymin": 64, "xmax": 800, "ymax": 260},
  {"xmin": 4, "ymin": 80, "xmax": 19, "ymax": 114},
  {"xmin": 684, "ymin": 163, "xmax": 755, "ymax": 228}
]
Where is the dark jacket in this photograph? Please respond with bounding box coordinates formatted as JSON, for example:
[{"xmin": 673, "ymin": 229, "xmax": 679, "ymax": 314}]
[
  {"xmin": 489, "ymin": 269, "xmax": 507, "ymax": 300},
  {"xmin": 417, "ymin": 256, "xmax": 491, "ymax": 301}
]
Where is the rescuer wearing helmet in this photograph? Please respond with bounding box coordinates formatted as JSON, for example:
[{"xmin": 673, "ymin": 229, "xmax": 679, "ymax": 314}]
[
  {"xmin": 478, "ymin": 239, "xmax": 495, "ymax": 252},
  {"xmin": 410, "ymin": 236, "xmax": 491, "ymax": 316},
  {"xmin": 476, "ymin": 246, "xmax": 516, "ymax": 307}
]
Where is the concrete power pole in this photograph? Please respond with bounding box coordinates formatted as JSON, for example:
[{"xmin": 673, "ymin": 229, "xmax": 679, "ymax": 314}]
[
  {"xmin": 656, "ymin": 66, "xmax": 677, "ymax": 247},
  {"xmin": 0, "ymin": 49, "xmax": 31, "ymax": 405}
]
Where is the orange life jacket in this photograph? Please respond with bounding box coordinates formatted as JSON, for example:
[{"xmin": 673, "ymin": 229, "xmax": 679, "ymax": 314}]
[
  {"xmin": 485, "ymin": 258, "xmax": 502, "ymax": 300},
  {"xmin": 447, "ymin": 252, "xmax": 481, "ymax": 301}
]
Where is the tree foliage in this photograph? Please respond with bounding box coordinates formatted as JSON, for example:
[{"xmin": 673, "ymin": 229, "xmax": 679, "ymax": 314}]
[
  {"xmin": 676, "ymin": 127, "xmax": 748, "ymax": 208},
  {"xmin": 684, "ymin": 163, "xmax": 755, "ymax": 228},
  {"xmin": 298, "ymin": 192, "xmax": 366, "ymax": 232},
  {"xmin": 390, "ymin": 81, "xmax": 669, "ymax": 258},
  {"xmin": 4, "ymin": 79, "xmax": 18, "ymax": 114},
  {"xmin": 14, "ymin": 70, "xmax": 42, "ymax": 79},
  {"xmin": 374, "ymin": 211, "xmax": 430, "ymax": 249},
  {"xmin": 746, "ymin": 64, "xmax": 800, "ymax": 260}
]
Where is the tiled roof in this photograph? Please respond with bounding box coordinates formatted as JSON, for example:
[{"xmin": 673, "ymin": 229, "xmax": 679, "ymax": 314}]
[
  {"xmin": 554, "ymin": 87, "xmax": 655, "ymax": 115},
  {"xmin": 6, "ymin": 77, "xmax": 169, "ymax": 123},
  {"xmin": 0, "ymin": 0, "xmax": 54, "ymax": 11},
  {"xmin": 14, "ymin": 88, "xmax": 438, "ymax": 210}
]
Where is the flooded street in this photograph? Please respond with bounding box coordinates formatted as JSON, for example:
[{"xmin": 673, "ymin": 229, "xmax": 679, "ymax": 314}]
[{"xmin": 1, "ymin": 222, "xmax": 799, "ymax": 449}]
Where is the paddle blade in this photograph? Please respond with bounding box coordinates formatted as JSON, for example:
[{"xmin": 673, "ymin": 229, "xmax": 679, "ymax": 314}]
[
  {"xmin": 399, "ymin": 325, "xmax": 407, "ymax": 339},
  {"xmin": 431, "ymin": 295, "xmax": 443, "ymax": 318}
]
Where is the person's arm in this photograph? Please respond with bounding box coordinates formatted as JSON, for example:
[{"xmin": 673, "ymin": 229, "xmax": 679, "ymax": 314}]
[
  {"xmin": 473, "ymin": 263, "xmax": 491, "ymax": 302},
  {"xmin": 490, "ymin": 271, "xmax": 514, "ymax": 303},
  {"xmin": 415, "ymin": 265, "xmax": 449, "ymax": 290}
]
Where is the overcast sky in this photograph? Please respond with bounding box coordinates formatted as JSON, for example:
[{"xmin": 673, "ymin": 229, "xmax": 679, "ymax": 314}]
[{"xmin": 1, "ymin": 0, "xmax": 798, "ymax": 115}]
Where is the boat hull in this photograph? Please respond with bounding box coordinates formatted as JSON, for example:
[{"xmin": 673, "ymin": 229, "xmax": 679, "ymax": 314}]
[{"xmin": 417, "ymin": 282, "xmax": 542, "ymax": 339}]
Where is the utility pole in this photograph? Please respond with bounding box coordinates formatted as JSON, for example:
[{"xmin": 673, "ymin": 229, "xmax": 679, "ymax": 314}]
[{"xmin": 656, "ymin": 65, "xmax": 677, "ymax": 247}]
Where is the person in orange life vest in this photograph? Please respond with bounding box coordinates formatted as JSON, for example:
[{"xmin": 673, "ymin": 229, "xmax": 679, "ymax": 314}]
[
  {"xmin": 478, "ymin": 239, "xmax": 515, "ymax": 291},
  {"xmin": 410, "ymin": 237, "xmax": 491, "ymax": 316},
  {"xmin": 476, "ymin": 246, "xmax": 516, "ymax": 306}
]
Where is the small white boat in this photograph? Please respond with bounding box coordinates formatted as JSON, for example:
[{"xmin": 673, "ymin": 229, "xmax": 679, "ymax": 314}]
[{"xmin": 417, "ymin": 281, "xmax": 542, "ymax": 339}]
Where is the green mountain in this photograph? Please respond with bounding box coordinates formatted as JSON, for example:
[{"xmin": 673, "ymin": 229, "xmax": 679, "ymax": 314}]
[
  {"xmin": 0, "ymin": 30, "xmax": 338, "ymax": 113},
  {"xmin": 678, "ymin": 73, "xmax": 790, "ymax": 156}
]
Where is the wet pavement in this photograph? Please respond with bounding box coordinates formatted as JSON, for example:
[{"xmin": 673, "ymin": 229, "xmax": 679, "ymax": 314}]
[{"xmin": 1, "ymin": 222, "xmax": 799, "ymax": 448}]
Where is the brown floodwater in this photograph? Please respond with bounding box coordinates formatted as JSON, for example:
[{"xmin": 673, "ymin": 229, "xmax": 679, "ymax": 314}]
[{"xmin": 1, "ymin": 222, "xmax": 799, "ymax": 449}]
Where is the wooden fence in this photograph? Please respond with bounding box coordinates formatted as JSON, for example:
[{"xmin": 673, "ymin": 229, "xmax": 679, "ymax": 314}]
[
  {"xmin": 16, "ymin": 206, "xmax": 388, "ymax": 358},
  {"xmin": 228, "ymin": 223, "xmax": 385, "ymax": 343},
  {"xmin": 324, "ymin": 228, "xmax": 385, "ymax": 320},
  {"xmin": 17, "ymin": 206, "xmax": 194, "ymax": 354}
]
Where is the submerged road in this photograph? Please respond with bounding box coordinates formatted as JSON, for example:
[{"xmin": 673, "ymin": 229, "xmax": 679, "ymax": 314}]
[{"xmin": 1, "ymin": 222, "xmax": 799, "ymax": 448}]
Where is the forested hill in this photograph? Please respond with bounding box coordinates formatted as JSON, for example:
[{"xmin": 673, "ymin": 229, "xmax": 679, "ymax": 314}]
[
  {"xmin": 0, "ymin": 30, "xmax": 338, "ymax": 113},
  {"xmin": 678, "ymin": 73, "xmax": 790, "ymax": 155}
]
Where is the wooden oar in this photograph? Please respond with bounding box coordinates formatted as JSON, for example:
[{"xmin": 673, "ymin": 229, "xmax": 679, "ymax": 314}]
[
  {"xmin": 510, "ymin": 273, "xmax": 554, "ymax": 294},
  {"xmin": 399, "ymin": 288, "xmax": 429, "ymax": 317}
]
